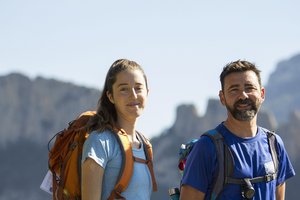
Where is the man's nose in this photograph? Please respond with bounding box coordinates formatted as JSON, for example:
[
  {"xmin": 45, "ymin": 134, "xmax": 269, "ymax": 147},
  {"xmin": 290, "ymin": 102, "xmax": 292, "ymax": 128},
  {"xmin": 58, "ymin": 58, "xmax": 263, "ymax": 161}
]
[{"xmin": 239, "ymin": 91, "xmax": 249, "ymax": 100}]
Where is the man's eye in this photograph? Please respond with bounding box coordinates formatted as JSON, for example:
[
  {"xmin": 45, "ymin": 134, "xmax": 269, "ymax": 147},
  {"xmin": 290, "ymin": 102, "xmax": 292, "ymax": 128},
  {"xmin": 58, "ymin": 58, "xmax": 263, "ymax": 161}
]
[
  {"xmin": 229, "ymin": 88, "xmax": 238, "ymax": 92},
  {"xmin": 245, "ymin": 87, "xmax": 255, "ymax": 92}
]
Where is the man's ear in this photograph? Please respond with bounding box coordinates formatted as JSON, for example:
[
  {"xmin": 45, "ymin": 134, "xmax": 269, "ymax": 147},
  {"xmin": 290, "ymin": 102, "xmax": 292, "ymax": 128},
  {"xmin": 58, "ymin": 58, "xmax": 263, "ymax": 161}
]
[
  {"xmin": 219, "ymin": 90, "xmax": 225, "ymax": 106},
  {"xmin": 261, "ymin": 87, "xmax": 265, "ymax": 102},
  {"xmin": 106, "ymin": 91, "xmax": 114, "ymax": 104}
]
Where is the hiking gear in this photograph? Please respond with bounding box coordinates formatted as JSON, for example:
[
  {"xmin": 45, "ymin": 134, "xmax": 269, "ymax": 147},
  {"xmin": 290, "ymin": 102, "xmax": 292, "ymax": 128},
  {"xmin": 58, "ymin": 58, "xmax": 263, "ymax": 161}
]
[
  {"xmin": 241, "ymin": 178, "xmax": 255, "ymax": 199},
  {"xmin": 48, "ymin": 111, "xmax": 157, "ymax": 200},
  {"xmin": 168, "ymin": 187, "xmax": 180, "ymax": 200},
  {"xmin": 107, "ymin": 129, "xmax": 157, "ymax": 200},
  {"xmin": 171, "ymin": 128, "xmax": 278, "ymax": 200},
  {"xmin": 178, "ymin": 139, "xmax": 198, "ymax": 175},
  {"xmin": 204, "ymin": 128, "xmax": 278, "ymax": 200}
]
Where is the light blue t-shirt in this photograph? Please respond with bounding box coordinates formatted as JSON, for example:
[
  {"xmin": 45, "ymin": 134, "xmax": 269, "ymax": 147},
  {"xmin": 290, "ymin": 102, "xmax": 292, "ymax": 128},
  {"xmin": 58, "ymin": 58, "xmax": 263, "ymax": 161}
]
[{"xmin": 82, "ymin": 130, "xmax": 152, "ymax": 200}]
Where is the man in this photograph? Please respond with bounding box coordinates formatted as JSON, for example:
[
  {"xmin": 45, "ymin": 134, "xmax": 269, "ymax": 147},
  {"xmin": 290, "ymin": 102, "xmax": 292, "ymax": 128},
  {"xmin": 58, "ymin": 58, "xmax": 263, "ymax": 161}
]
[{"xmin": 180, "ymin": 60, "xmax": 295, "ymax": 200}]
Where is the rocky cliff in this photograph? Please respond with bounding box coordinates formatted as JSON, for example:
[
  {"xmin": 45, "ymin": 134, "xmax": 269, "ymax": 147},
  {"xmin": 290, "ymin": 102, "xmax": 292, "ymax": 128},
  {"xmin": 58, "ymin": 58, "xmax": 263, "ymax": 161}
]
[
  {"xmin": 264, "ymin": 53, "xmax": 300, "ymax": 123},
  {"xmin": 0, "ymin": 73, "xmax": 99, "ymax": 146},
  {"xmin": 0, "ymin": 73, "xmax": 100, "ymax": 199}
]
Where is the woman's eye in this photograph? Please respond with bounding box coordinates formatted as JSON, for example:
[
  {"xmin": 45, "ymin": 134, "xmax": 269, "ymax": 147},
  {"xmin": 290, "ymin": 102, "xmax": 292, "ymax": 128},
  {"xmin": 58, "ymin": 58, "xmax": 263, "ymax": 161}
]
[
  {"xmin": 135, "ymin": 87, "xmax": 143, "ymax": 92},
  {"xmin": 120, "ymin": 87, "xmax": 128, "ymax": 92}
]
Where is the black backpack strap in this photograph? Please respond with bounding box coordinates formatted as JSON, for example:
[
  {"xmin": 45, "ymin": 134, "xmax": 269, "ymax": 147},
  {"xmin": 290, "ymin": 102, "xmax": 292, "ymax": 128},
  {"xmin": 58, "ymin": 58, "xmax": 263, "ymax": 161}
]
[
  {"xmin": 202, "ymin": 129, "xmax": 234, "ymax": 200},
  {"xmin": 224, "ymin": 128, "xmax": 278, "ymax": 190},
  {"xmin": 202, "ymin": 128, "xmax": 279, "ymax": 200},
  {"xmin": 261, "ymin": 128, "xmax": 279, "ymax": 174}
]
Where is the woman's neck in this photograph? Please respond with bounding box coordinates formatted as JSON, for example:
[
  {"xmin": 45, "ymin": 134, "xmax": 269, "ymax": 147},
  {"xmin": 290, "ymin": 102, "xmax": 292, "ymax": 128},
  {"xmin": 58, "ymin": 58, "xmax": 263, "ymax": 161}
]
[
  {"xmin": 116, "ymin": 119, "xmax": 141, "ymax": 148},
  {"xmin": 117, "ymin": 117, "xmax": 137, "ymax": 135}
]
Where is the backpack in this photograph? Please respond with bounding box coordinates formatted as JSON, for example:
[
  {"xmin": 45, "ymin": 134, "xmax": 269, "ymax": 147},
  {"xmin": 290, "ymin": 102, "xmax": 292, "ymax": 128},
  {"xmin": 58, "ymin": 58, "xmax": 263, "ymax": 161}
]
[
  {"xmin": 48, "ymin": 111, "xmax": 157, "ymax": 200},
  {"xmin": 170, "ymin": 128, "xmax": 278, "ymax": 200}
]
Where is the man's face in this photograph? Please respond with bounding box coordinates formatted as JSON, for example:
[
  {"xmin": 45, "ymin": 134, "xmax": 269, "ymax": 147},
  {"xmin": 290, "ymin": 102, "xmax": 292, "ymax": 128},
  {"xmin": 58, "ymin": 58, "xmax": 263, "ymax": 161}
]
[{"xmin": 219, "ymin": 70, "xmax": 265, "ymax": 121}]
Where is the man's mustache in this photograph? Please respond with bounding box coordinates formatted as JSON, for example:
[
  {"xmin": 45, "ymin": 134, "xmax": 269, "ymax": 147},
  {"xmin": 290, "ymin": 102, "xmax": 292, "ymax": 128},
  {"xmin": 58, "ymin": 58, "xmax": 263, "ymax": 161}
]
[{"xmin": 234, "ymin": 98, "xmax": 253, "ymax": 106}]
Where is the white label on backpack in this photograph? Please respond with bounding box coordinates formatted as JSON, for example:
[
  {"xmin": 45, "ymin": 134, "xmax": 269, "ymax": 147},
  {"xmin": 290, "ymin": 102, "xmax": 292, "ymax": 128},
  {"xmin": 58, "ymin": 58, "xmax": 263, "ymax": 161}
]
[
  {"xmin": 40, "ymin": 170, "xmax": 53, "ymax": 195},
  {"xmin": 264, "ymin": 161, "xmax": 275, "ymax": 174}
]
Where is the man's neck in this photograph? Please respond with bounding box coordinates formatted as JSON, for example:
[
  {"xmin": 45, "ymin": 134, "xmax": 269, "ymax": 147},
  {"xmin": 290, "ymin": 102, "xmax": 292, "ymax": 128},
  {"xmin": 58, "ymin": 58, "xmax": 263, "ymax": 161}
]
[{"xmin": 223, "ymin": 117, "xmax": 258, "ymax": 138}]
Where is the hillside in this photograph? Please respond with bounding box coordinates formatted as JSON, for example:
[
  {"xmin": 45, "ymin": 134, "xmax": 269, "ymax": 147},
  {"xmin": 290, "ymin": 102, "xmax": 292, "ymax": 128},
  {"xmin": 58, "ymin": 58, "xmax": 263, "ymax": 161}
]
[
  {"xmin": 0, "ymin": 73, "xmax": 100, "ymax": 199},
  {"xmin": 264, "ymin": 53, "xmax": 300, "ymax": 123}
]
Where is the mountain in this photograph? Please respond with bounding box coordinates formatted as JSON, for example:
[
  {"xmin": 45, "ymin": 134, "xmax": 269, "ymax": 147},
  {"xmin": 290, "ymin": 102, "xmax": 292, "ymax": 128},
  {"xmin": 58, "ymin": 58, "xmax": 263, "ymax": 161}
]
[
  {"xmin": 0, "ymin": 73, "xmax": 99, "ymax": 146},
  {"xmin": 0, "ymin": 73, "xmax": 100, "ymax": 200},
  {"xmin": 263, "ymin": 53, "xmax": 300, "ymax": 123},
  {"xmin": 1, "ymin": 53, "xmax": 300, "ymax": 200}
]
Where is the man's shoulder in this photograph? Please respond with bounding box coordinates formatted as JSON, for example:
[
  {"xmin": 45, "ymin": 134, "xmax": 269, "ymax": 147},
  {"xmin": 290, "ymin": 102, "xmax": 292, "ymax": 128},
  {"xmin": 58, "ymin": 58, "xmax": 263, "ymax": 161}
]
[
  {"xmin": 258, "ymin": 127, "xmax": 287, "ymax": 151},
  {"xmin": 194, "ymin": 130, "xmax": 221, "ymax": 152},
  {"xmin": 259, "ymin": 127, "xmax": 282, "ymax": 140}
]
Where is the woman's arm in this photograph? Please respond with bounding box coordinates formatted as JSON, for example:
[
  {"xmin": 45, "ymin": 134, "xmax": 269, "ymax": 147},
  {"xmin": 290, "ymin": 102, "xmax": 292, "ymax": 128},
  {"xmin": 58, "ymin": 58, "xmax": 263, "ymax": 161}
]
[{"xmin": 82, "ymin": 158, "xmax": 104, "ymax": 200}]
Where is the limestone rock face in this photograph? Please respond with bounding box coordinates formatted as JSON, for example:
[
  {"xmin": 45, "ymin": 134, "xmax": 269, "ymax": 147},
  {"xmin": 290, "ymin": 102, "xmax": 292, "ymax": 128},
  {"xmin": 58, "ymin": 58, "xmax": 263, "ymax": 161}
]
[
  {"xmin": 264, "ymin": 53, "xmax": 300, "ymax": 123},
  {"xmin": 0, "ymin": 73, "xmax": 100, "ymax": 146},
  {"xmin": 0, "ymin": 73, "xmax": 100, "ymax": 199}
]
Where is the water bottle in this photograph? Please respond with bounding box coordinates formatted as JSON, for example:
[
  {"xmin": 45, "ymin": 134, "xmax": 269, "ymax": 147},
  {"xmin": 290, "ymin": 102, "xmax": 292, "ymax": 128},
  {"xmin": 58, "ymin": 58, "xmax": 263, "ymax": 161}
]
[{"xmin": 168, "ymin": 187, "xmax": 180, "ymax": 200}]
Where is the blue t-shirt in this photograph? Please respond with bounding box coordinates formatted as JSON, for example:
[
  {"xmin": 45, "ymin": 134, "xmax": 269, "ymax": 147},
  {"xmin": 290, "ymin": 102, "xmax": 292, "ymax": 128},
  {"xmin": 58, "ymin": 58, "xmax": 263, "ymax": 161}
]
[
  {"xmin": 82, "ymin": 130, "xmax": 152, "ymax": 200},
  {"xmin": 181, "ymin": 123, "xmax": 296, "ymax": 200}
]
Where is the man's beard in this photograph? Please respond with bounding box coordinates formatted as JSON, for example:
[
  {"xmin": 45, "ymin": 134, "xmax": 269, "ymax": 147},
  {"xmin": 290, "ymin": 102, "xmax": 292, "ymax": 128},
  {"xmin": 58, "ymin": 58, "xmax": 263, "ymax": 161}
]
[{"xmin": 226, "ymin": 98, "xmax": 258, "ymax": 121}]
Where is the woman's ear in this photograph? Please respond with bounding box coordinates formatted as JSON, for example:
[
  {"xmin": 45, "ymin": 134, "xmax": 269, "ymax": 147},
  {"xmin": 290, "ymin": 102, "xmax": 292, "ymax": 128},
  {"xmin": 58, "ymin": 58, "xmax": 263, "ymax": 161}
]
[{"xmin": 106, "ymin": 91, "xmax": 114, "ymax": 104}]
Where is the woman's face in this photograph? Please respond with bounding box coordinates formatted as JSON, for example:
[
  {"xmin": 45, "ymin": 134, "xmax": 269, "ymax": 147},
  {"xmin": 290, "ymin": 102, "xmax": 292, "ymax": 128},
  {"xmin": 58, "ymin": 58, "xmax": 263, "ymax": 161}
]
[{"xmin": 107, "ymin": 69, "xmax": 149, "ymax": 123}]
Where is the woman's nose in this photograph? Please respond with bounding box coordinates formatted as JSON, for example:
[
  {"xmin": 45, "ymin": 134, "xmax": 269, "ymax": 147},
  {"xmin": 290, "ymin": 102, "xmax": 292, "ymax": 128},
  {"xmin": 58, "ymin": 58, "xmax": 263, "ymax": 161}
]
[{"xmin": 130, "ymin": 88, "xmax": 138, "ymax": 98}]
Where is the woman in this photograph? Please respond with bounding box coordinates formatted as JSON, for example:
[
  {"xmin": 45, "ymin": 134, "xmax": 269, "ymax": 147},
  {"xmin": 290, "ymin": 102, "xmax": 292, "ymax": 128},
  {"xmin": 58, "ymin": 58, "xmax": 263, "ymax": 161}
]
[{"xmin": 81, "ymin": 59, "xmax": 156, "ymax": 200}]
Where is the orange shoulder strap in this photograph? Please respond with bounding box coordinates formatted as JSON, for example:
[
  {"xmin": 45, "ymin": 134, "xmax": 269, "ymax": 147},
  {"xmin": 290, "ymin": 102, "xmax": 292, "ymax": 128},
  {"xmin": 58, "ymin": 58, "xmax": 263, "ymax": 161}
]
[
  {"xmin": 108, "ymin": 130, "xmax": 158, "ymax": 200},
  {"xmin": 137, "ymin": 132, "xmax": 158, "ymax": 192},
  {"xmin": 108, "ymin": 129, "xmax": 134, "ymax": 200}
]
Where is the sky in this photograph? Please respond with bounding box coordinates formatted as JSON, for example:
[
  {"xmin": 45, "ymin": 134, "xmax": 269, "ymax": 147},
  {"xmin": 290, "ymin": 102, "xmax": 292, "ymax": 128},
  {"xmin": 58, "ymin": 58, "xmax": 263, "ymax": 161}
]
[{"xmin": 1, "ymin": 0, "xmax": 300, "ymax": 138}]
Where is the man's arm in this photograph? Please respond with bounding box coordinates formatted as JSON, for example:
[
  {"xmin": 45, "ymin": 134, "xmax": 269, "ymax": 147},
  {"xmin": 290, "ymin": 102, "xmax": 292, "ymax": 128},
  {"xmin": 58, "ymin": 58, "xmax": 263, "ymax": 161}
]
[
  {"xmin": 180, "ymin": 184, "xmax": 205, "ymax": 200},
  {"xmin": 276, "ymin": 182, "xmax": 286, "ymax": 200}
]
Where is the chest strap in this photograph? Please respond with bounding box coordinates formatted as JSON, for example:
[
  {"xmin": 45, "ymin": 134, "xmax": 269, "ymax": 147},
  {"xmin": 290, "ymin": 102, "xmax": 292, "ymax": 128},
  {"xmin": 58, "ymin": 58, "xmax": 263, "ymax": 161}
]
[
  {"xmin": 133, "ymin": 156, "xmax": 157, "ymax": 191},
  {"xmin": 226, "ymin": 173, "xmax": 277, "ymax": 185}
]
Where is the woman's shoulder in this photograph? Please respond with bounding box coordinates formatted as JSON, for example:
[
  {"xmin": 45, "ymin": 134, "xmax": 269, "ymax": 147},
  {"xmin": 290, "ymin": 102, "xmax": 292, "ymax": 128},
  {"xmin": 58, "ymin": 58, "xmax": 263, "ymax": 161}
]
[{"xmin": 88, "ymin": 129, "xmax": 118, "ymax": 142}]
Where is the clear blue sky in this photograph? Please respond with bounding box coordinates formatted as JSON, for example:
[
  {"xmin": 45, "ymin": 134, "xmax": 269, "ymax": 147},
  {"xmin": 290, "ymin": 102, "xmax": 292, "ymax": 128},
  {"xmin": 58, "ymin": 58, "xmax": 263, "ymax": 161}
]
[{"xmin": 1, "ymin": 0, "xmax": 300, "ymax": 137}]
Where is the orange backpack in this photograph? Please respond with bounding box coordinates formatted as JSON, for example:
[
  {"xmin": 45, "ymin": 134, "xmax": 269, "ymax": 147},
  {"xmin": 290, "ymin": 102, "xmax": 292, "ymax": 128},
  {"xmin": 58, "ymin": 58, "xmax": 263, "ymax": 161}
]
[{"xmin": 48, "ymin": 111, "xmax": 157, "ymax": 200}]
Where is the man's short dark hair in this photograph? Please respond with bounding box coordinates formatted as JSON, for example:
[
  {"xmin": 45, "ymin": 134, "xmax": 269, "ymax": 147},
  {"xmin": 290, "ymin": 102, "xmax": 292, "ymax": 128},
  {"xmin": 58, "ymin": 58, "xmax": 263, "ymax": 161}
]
[{"xmin": 220, "ymin": 60, "xmax": 262, "ymax": 91}]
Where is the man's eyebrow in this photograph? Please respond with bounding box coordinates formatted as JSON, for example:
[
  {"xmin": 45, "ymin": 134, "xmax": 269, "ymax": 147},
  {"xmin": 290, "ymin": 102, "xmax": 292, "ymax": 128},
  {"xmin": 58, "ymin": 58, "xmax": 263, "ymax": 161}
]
[
  {"xmin": 227, "ymin": 84, "xmax": 239, "ymax": 89},
  {"xmin": 245, "ymin": 83, "xmax": 255, "ymax": 87}
]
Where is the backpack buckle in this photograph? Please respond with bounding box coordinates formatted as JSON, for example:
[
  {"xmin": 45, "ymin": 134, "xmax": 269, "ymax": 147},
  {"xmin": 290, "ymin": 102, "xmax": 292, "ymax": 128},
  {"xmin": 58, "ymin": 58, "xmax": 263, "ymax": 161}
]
[{"xmin": 265, "ymin": 173, "xmax": 276, "ymax": 182}]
